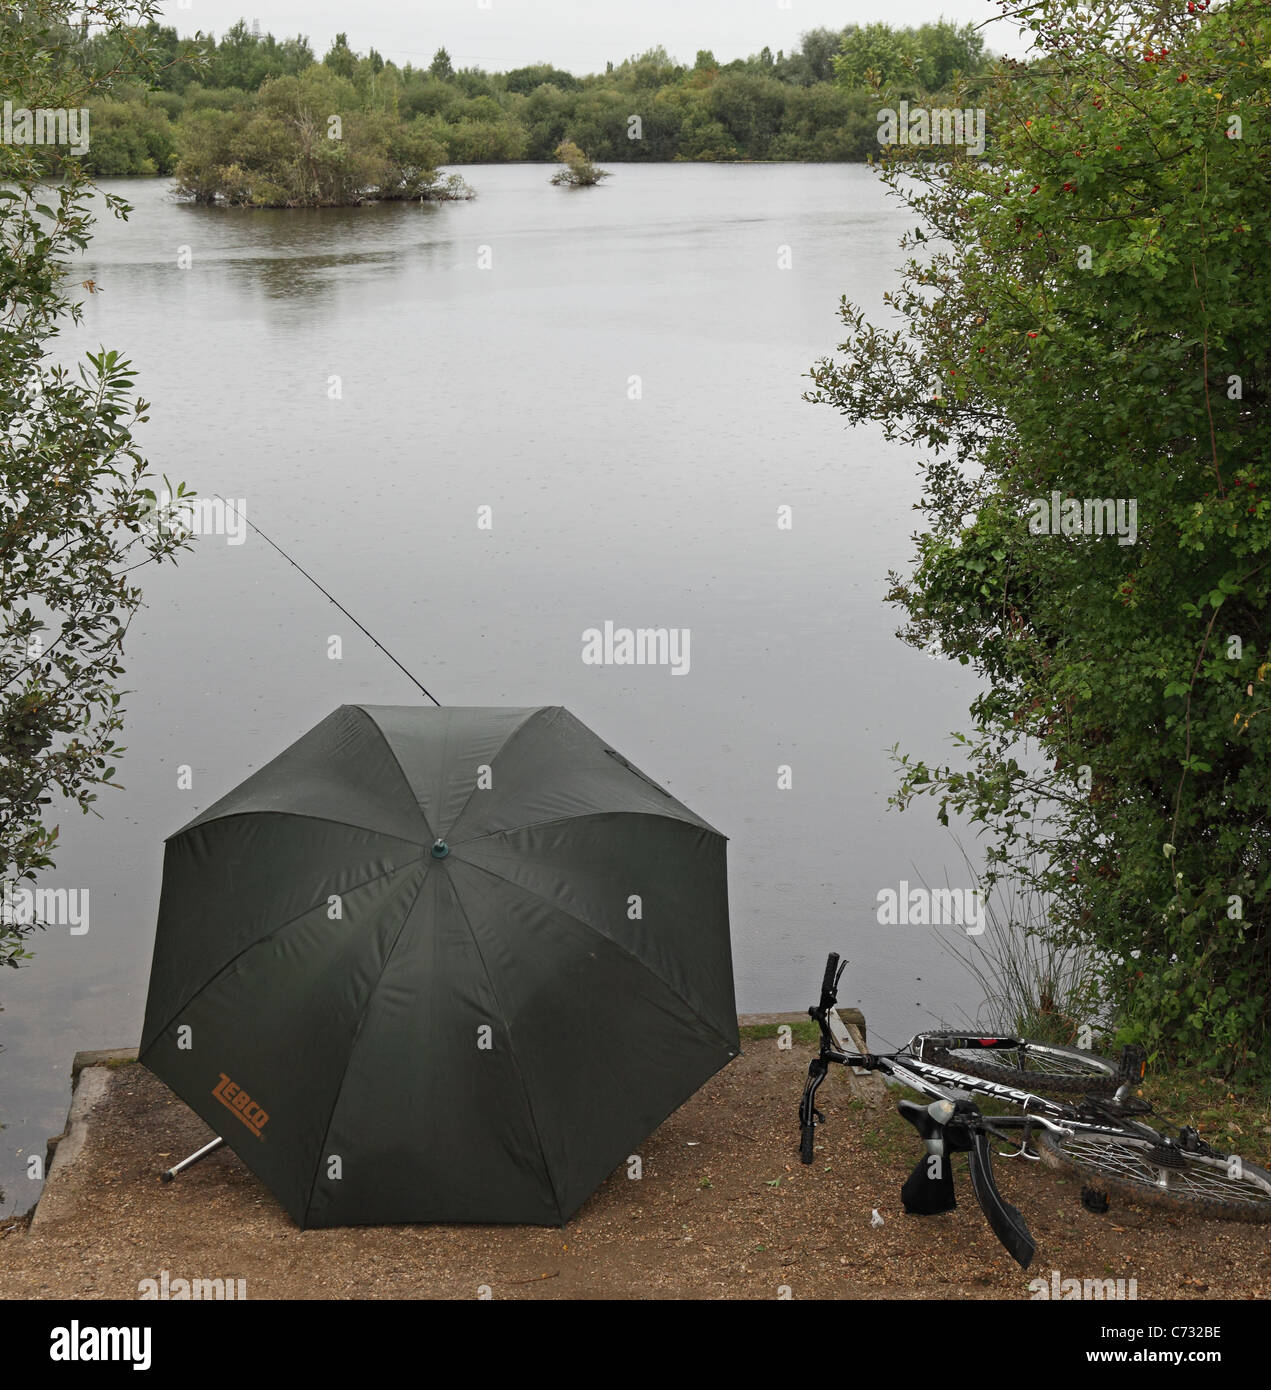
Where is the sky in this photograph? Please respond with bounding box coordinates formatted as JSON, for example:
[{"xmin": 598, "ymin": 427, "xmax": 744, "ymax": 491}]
[{"xmin": 154, "ymin": 0, "xmax": 1035, "ymax": 75}]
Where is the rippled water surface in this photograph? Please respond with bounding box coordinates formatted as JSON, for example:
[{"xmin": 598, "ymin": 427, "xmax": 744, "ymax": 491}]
[{"xmin": 1, "ymin": 164, "xmax": 988, "ymax": 1214}]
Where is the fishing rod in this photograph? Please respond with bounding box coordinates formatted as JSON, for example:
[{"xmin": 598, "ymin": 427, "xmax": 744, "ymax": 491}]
[
  {"xmin": 155, "ymin": 494, "xmax": 441, "ymax": 1189},
  {"xmin": 212, "ymin": 494, "xmax": 441, "ymax": 707}
]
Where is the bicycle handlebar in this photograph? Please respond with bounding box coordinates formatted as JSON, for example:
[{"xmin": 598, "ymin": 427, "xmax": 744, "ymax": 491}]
[{"xmin": 819, "ymin": 952, "xmax": 840, "ymax": 1007}]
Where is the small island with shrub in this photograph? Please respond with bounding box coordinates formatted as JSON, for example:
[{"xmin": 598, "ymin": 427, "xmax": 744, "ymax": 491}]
[{"xmin": 549, "ymin": 139, "xmax": 608, "ymax": 187}]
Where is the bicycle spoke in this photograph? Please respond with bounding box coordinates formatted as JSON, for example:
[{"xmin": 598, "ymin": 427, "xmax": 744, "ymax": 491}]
[{"xmin": 1060, "ymin": 1135, "xmax": 1271, "ymax": 1208}]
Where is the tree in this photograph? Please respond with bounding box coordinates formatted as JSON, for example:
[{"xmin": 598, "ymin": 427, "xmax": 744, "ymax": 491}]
[
  {"xmin": 209, "ymin": 19, "xmax": 261, "ymax": 88},
  {"xmin": 429, "ymin": 46, "xmax": 453, "ymax": 81},
  {"xmin": 451, "ymin": 66, "xmax": 497, "ymax": 99},
  {"xmin": 81, "ymin": 94, "xmax": 179, "ymax": 175},
  {"xmin": 797, "ymin": 27, "xmax": 845, "ymax": 85},
  {"xmin": 549, "ymin": 138, "xmax": 608, "ymax": 187},
  {"xmin": 503, "ymin": 63, "xmax": 579, "ymax": 95},
  {"xmin": 81, "ymin": 20, "xmax": 201, "ymax": 94},
  {"xmin": 322, "ymin": 32, "xmax": 356, "ymax": 80},
  {"xmin": 772, "ymin": 83, "xmax": 874, "ymax": 160},
  {"xmin": 520, "ymin": 82, "xmax": 575, "ymax": 159},
  {"xmin": 563, "ymin": 86, "xmax": 631, "ymax": 160},
  {"xmin": 174, "ymin": 66, "xmax": 472, "ymax": 205},
  {"xmin": 914, "ymin": 19, "xmax": 985, "ymax": 90},
  {"xmin": 1, "ymin": 2, "xmax": 195, "ymax": 967},
  {"xmin": 707, "ymin": 73, "xmax": 786, "ymax": 157},
  {"xmin": 833, "ymin": 20, "xmax": 986, "ymax": 95},
  {"xmin": 807, "ymin": 0, "xmax": 1271, "ymax": 1070},
  {"xmin": 401, "ymin": 75, "xmax": 455, "ymax": 119},
  {"xmin": 617, "ymin": 46, "xmax": 680, "ymax": 90},
  {"xmin": 833, "ymin": 22, "xmax": 919, "ymax": 89},
  {"xmin": 438, "ymin": 116, "xmax": 526, "ymax": 163},
  {"xmin": 675, "ymin": 103, "xmax": 737, "ymax": 161}
]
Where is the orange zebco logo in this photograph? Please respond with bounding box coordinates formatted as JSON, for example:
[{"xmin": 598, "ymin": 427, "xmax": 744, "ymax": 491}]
[{"xmin": 212, "ymin": 1072, "xmax": 269, "ymax": 1138}]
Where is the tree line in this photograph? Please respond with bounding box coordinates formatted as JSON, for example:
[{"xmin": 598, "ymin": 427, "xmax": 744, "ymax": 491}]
[{"xmin": 67, "ymin": 18, "xmax": 991, "ymax": 185}]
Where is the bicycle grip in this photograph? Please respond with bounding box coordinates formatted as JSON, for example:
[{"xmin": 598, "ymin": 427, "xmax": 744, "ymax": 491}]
[{"xmin": 819, "ymin": 952, "xmax": 840, "ymax": 1005}]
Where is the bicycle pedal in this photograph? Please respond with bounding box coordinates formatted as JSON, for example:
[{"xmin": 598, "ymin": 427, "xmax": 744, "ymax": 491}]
[{"xmin": 1080, "ymin": 1186, "xmax": 1110, "ymax": 1214}]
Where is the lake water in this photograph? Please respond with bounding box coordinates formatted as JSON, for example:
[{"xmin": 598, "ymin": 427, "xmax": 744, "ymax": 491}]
[{"xmin": 1, "ymin": 163, "xmax": 989, "ymax": 1215}]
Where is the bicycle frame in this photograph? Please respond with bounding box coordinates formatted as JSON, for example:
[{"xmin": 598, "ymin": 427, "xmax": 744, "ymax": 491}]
[
  {"xmin": 807, "ymin": 1023, "xmax": 1159, "ymax": 1146},
  {"xmin": 797, "ymin": 953, "xmax": 1161, "ymax": 1269}
]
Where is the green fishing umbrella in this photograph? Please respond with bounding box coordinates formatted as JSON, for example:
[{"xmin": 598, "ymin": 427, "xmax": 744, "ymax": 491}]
[{"xmin": 140, "ymin": 704, "xmax": 737, "ymax": 1227}]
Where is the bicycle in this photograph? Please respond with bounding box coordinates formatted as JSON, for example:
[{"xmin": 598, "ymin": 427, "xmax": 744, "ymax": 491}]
[{"xmin": 797, "ymin": 952, "xmax": 1271, "ymax": 1268}]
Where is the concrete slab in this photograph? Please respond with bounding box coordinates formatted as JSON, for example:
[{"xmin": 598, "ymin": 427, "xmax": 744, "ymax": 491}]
[{"xmin": 32, "ymin": 1065, "xmax": 115, "ymax": 1229}]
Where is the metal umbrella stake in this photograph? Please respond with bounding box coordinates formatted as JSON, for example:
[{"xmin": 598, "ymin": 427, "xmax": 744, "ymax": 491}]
[{"xmin": 160, "ymin": 1137, "xmax": 223, "ymax": 1183}]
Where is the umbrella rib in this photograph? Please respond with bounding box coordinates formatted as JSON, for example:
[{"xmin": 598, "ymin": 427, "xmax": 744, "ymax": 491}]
[
  {"xmin": 452, "ymin": 808, "xmax": 723, "ymax": 850},
  {"xmin": 349, "ymin": 705, "xmax": 436, "ymax": 841},
  {"xmin": 446, "ymin": 883, "xmax": 567, "ymax": 1226},
  {"xmin": 444, "ymin": 706, "xmax": 552, "ymax": 841},
  {"xmin": 301, "ymin": 866, "xmax": 434, "ymax": 1225},
  {"xmin": 168, "ymin": 808, "xmax": 431, "ymax": 849},
  {"xmin": 140, "ymin": 852, "xmax": 426, "ymax": 1056},
  {"xmin": 454, "ymin": 856, "xmax": 738, "ymax": 1055}
]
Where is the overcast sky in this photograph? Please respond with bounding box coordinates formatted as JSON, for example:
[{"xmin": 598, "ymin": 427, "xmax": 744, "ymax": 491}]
[{"xmin": 155, "ymin": 1, "xmax": 1033, "ymax": 74}]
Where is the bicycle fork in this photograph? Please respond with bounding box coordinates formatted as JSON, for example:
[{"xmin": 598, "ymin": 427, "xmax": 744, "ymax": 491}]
[{"xmin": 799, "ymin": 1056, "xmax": 829, "ymax": 1161}]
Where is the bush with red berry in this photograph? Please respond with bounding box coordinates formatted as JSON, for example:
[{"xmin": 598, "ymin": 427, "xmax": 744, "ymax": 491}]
[{"xmin": 806, "ymin": 0, "xmax": 1270, "ymax": 1073}]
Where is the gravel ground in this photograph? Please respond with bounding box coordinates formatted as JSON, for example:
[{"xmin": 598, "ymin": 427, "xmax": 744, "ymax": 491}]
[{"xmin": 2, "ymin": 1042, "xmax": 1268, "ymax": 1300}]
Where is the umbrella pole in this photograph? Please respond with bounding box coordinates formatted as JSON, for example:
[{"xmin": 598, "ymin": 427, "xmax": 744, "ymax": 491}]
[{"xmin": 160, "ymin": 1136, "xmax": 225, "ymax": 1183}]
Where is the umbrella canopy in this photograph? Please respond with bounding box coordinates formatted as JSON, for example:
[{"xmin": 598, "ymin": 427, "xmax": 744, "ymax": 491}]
[{"xmin": 139, "ymin": 704, "xmax": 737, "ymax": 1228}]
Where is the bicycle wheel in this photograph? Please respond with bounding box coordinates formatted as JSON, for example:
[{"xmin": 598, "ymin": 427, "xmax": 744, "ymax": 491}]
[
  {"xmin": 1038, "ymin": 1128, "xmax": 1271, "ymax": 1221},
  {"xmin": 924, "ymin": 1038, "xmax": 1120, "ymax": 1095}
]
